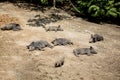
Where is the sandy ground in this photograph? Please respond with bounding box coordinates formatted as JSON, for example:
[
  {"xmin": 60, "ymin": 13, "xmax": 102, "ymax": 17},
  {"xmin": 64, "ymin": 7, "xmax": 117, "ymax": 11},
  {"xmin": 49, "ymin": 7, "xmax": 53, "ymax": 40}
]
[{"xmin": 0, "ymin": 2, "xmax": 120, "ymax": 80}]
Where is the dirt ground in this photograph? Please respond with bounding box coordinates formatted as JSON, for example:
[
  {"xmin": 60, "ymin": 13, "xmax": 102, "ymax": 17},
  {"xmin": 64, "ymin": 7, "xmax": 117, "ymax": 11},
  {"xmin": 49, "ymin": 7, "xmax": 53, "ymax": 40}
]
[{"xmin": 0, "ymin": 2, "xmax": 120, "ymax": 80}]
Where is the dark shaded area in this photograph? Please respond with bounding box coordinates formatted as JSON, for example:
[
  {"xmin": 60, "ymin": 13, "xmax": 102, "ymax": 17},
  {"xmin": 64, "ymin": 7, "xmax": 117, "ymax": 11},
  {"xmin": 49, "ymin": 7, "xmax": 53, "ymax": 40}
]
[
  {"xmin": 0, "ymin": 0, "xmax": 6, "ymax": 2},
  {"xmin": 14, "ymin": 3, "xmax": 46, "ymax": 12},
  {"xmin": 73, "ymin": 13, "xmax": 120, "ymax": 26},
  {"xmin": 12, "ymin": 1, "xmax": 69, "ymax": 12},
  {"xmin": 0, "ymin": 0, "xmax": 51, "ymax": 12},
  {"xmin": 116, "ymin": 26, "xmax": 120, "ymax": 29}
]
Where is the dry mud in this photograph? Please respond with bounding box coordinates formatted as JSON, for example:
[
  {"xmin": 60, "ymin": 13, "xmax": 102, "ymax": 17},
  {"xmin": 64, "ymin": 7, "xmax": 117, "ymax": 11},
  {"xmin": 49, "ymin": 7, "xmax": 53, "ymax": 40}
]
[{"xmin": 0, "ymin": 2, "xmax": 120, "ymax": 80}]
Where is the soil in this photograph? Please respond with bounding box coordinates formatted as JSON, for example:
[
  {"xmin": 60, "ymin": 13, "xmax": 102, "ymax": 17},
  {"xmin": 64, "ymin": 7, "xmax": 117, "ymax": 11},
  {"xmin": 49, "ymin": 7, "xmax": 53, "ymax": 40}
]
[{"xmin": 0, "ymin": 2, "xmax": 120, "ymax": 80}]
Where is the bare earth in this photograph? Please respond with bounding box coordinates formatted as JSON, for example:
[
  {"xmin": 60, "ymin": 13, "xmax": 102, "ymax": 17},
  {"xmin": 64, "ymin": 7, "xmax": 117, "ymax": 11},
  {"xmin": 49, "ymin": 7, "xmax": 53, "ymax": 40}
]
[{"xmin": 0, "ymin": 2, "xmax": 120, "ymax": 80}]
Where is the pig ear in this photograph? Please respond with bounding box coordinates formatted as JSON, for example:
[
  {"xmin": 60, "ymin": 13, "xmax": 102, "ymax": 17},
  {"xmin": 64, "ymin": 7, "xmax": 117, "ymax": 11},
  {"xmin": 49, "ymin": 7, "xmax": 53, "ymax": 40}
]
[
  {"xmin": 26, "ymin": 45, "xmax": 29, "ymax": 49},
  {"xmin": 90, "ymin": 46, "xmax": 93, "ymax": 49},
  {"xmin": 91, "ymin": 34, "xmax": 93, "ymax": 37},
  {"xmin": 58, "ymin": 25, "xmax": 60, "ymax": 28},
  {"xmin": 51, "ymin": 41, "xmax": 54, "ymax": 44},
  {"xmin": 31, "ymin": 42, "xmax": 34, "ymax": 44}
]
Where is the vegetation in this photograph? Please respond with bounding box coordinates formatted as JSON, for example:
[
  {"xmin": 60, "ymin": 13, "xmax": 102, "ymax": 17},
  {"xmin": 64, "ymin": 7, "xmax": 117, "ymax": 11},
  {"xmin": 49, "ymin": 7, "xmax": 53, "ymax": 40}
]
[{"xmin": 75, "ymin": 0, "xmax": 120, "ymax": 20}]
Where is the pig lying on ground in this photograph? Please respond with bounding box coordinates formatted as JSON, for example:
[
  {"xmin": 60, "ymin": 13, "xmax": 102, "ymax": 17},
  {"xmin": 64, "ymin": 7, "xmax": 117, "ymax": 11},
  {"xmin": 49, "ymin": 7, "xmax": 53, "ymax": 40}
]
[
  {"xmin": 44, "ymin": 25, "xmax": 63, "ymax": 32},
  {"xmin": 73, "ymin": 46, "xmax": 97, "ymax": 57},
  {"xmin": 54, "ymin": 56, "xmax": 65, "ymax": 68},
  {"xmin": 27, "ymin": 40, "xmax": 53, "ymax": 51},
  {"xmin": 89, "ymin": 34, "xmax": 104, "ymax": 43},
  {"xmin": 51, "ymin": 38, "xmax": 73, "ymax": 46},
  {"xmin": 1, "ymin": 23, "xmax": 22, "ymax": 31}
]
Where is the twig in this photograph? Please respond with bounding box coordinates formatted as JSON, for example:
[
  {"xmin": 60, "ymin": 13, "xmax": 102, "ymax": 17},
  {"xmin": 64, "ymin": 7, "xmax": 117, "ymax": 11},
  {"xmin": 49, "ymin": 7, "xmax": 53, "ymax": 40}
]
[{"xmin": 68, "ymin": 0, "xmax": 80, "ymax": 13}]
